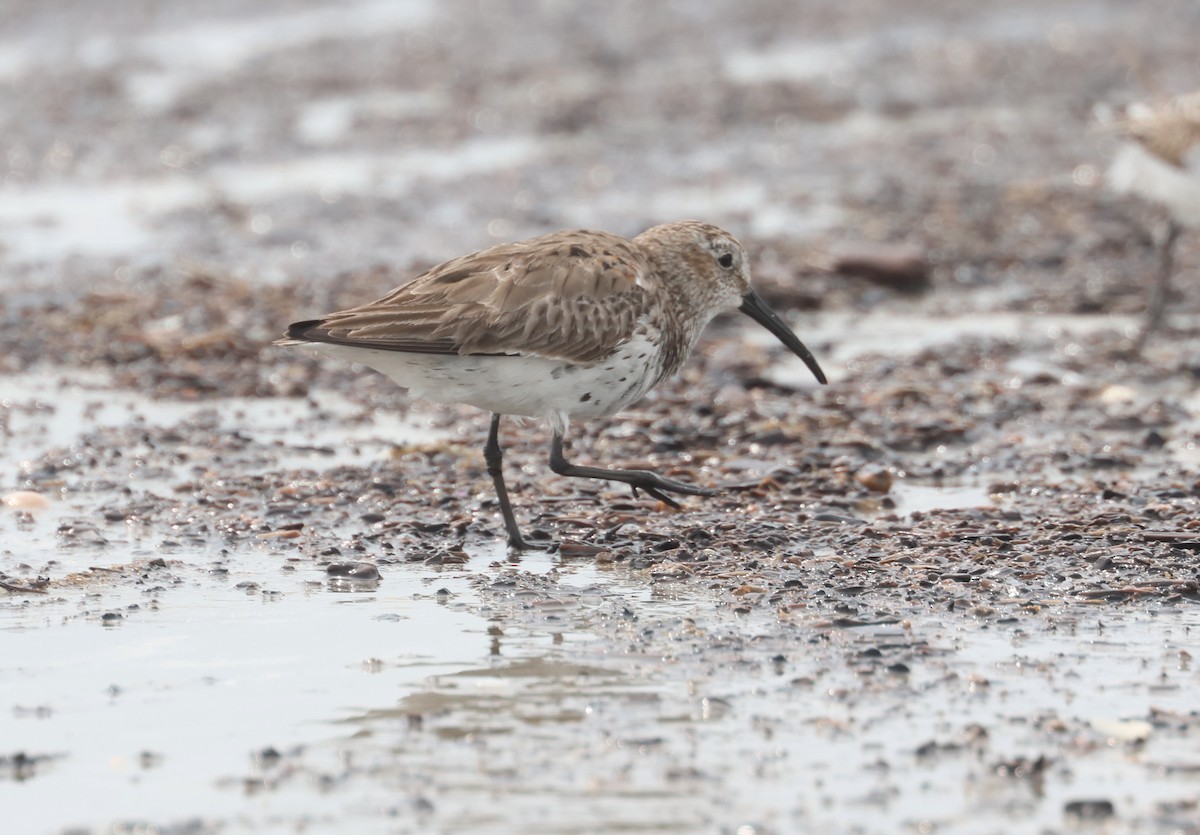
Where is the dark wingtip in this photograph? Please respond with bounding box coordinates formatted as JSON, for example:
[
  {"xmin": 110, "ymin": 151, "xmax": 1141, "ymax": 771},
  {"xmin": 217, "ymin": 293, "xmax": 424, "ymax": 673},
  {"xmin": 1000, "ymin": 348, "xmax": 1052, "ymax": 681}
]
[{"xmin": 285, "ymin": 319, "xmax": 326, "ymax": 341}]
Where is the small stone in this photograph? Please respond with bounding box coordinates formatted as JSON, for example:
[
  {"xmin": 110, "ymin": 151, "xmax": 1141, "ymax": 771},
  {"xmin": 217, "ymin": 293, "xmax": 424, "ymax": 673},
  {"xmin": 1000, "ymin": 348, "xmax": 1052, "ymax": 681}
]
[
  {"xmin": 1064, "ymin": 799, "xmax": 1115, "ymax": 820},
  {"xmin": 731, "ymin": 585, "xmax": 767, "ymax": 596},
  {"xmin": 831, "ymin": 241, "xmax": 929, "ymax": 291},
  {"xmin": 2, "ymin": 491, "xmax": 51, "ymax": 510},
  {"xmin": 257, "ymin": 529, "xmax": 301, "ymax": 540},
  {"xmin": 325, "ymin": 561, "xmax": 380, "ymax": 580},
  {"xmin": 256, "ymin": 747, "xmax": 283, "ymax": 766},
  {"xmin": 1091, "ymin": 717, "xmax": 1152, "ymax": 742},
  {"xmin": 855, "ymin": 466, "xmax": 894, "ymax": 493},
  {"xmin": 1098, "ymin": 384, "xmax": 1137, "ymax": 406}
]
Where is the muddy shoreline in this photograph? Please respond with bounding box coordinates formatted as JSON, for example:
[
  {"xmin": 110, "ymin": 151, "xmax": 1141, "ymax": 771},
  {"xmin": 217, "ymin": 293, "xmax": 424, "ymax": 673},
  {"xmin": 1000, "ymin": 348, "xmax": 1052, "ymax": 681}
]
[{"xmin": 3, "ymin": 1, "xmax": 1200, "ymax": 833}]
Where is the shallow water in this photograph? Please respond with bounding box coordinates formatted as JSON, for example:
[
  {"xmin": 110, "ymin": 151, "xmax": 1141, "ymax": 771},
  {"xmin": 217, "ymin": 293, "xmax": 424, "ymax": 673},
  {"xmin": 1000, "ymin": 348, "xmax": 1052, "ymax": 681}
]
[
  {"xmin": 1, "ymin": 370, "xmax": 443, "ymax": 480},
  {"xmin": 0, "ymin": 136, "xmax": 545, "ymax": 266},
  {"xmin": 3, "ymin": 0, "xmax": 1199, "ymax": 831},
  {"xmin": 4, "ymin": 546, "xmax": 1195, "ymax": 833},
  {"xmin": 0, "ymin": 551, "xmax": 482, "ymax": 831},
  {"xmin": 889, "ymin": 480, "xmax": 994, "ymax": 514}
]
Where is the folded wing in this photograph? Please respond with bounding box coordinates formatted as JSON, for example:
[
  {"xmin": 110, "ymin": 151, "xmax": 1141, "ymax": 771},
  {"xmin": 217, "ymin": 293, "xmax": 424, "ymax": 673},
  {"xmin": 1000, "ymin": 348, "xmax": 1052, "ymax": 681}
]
[{"xmin": 283, "ymin": 230, "xmax": 651, "ymax": 364}]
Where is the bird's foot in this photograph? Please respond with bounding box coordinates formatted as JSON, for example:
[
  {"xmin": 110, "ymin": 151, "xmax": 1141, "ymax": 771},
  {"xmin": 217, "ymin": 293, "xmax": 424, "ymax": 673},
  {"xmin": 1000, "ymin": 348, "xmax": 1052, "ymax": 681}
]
[{"xmin": 628, "ymin": 474, "xmax": 720, "ymax": 508}]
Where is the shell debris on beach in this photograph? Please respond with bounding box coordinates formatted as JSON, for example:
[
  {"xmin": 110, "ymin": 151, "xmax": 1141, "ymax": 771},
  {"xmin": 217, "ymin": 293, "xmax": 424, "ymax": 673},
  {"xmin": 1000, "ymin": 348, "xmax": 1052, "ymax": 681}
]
[{"xmin": 1, "ymin": 1, "xmax": 1200, "ymax": 833}]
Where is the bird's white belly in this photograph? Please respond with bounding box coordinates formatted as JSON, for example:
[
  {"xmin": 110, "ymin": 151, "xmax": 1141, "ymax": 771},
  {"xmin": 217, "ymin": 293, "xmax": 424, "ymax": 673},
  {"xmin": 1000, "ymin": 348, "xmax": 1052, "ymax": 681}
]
[
  {"xmin": 313, "ymin": 334, "xmax": 663, "ymax": 425},
  {"xmin": 1109, "ymin": 143, "xmax": 1200, "ymax": 228}
]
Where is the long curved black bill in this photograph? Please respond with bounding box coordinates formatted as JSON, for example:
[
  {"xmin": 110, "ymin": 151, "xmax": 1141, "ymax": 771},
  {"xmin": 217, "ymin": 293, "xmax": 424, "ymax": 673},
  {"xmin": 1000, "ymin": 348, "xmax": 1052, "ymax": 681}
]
[{"xmin": 739, "ymin": 290, "xmax": 827, "ymax": 385}]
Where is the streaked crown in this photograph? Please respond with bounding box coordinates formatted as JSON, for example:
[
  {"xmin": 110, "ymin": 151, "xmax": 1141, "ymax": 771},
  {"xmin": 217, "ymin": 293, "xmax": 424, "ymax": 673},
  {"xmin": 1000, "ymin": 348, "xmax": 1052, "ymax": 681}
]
[{"xmin": 634, "ymin": 220, "xmax": 753, "ymax": 317}]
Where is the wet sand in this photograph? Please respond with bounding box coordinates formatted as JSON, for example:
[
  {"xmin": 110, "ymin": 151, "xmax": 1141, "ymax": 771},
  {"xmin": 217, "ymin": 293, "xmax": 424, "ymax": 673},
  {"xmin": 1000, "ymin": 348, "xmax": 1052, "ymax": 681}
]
[{"xmin": 2, "ymin": 1, "xmax": 1200, "ymax": 833}]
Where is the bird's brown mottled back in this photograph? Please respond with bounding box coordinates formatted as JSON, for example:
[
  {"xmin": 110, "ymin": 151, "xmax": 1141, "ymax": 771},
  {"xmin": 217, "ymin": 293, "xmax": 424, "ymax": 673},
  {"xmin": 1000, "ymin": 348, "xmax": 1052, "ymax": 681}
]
[
  {"xmin": 289, "ymin": 230, "xmax": 653, "ymax": 363},
  {"xmin": 1124, "ymin": 91, "xmax": 1200, "ymax": 169}
]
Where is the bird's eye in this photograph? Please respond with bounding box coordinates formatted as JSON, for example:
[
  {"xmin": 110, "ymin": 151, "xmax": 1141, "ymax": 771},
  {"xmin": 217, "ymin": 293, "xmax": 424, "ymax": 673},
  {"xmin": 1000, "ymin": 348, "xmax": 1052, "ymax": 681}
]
[{"xmin": 717, "ymin": 253, "xmax": 734, "ymax": 268}]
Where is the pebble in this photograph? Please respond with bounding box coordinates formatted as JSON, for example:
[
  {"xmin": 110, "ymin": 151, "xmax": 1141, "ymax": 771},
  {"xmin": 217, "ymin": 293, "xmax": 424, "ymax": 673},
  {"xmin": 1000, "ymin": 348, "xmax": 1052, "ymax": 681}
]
[
  {"xmin": 325, "ymin": 561, "xmax": 381, "ymax": 580},
  {"xmin": 855, "ymin": 466, "xmax": 894, "ymax": 493},
  {"xmin": 830, "ymin": 241, "xmax": 929, "ymax": 291},
  {"xmin": 1097, "ymin": 384, "xmax": 1137, "ymax": 406},
  {"xmin": 1091, "ymin": 717, "xmax": 1152, "ymax": 743},
  {"xmin": 2, "ymin": 491, "xmax": 51, "ymax": 510},
  {"xmin": 1063, "ymin": 800, "xmax": 1115, "ymax": 821}
]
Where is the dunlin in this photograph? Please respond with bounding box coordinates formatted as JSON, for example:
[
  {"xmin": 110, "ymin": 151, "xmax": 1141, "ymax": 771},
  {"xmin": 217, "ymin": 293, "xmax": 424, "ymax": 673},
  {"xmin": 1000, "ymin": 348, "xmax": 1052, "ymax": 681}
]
[
  {"xmin": 1107, "ymin": 90, "xmax": 1200, "ymax": 349},
  {"xmin": 278, "ymin": 220, "xmax": 827, "ymax": 548}
]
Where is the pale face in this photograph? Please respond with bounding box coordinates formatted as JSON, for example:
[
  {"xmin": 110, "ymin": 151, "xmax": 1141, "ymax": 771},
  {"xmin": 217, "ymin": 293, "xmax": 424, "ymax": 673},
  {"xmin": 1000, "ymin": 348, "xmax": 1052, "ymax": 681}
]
[
  {"xmin": 690, "ymin": 226, "xmax": 754, "ymax": 312},
  {"xmin": 684, "ymin": 223, "xmax": 827, "ymax": 386}
]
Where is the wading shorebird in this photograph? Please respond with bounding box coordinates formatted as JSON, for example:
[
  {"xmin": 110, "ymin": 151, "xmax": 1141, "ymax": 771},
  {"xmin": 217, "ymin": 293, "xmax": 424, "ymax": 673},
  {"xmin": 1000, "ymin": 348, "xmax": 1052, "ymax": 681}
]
[
  {"xmin": 278, "ymin": 220, "xmax": 827, "ymax": 549},
  {"xmin": 1107, "ymin": 90, "xmax": 1200, "ymax": 350}
]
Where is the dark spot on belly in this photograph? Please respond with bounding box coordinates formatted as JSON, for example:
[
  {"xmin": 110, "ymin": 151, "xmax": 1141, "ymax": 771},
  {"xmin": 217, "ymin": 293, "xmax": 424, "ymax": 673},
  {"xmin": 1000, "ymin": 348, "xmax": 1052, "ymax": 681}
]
[
  {"xmin": 551, "ymin": 367, "xmax": 563, "ymax": 380},
  {"xmin": 579, "ymin": 393, "xmax": 591, "ymax": 402}
]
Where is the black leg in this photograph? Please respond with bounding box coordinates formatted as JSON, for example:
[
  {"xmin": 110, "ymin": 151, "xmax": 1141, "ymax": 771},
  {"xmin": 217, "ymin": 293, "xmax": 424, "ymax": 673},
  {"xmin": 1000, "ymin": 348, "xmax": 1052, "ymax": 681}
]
[
  {"xmin": 548, "ymin": 431, "xmax": 718, "ymax": 509},
  {"xmin": 483, "ymin": 413, "xmax": 530, "ymax": 550},
  {"xmin": 1135, "ymin": 219, "xmax": 1181, "ymax": 353}
]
